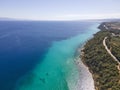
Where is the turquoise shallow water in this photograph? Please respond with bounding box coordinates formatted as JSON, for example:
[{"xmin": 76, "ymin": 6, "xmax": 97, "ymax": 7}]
[{"xmin": 16, "ymin": 24, "xmax": 99, "ymax": 90}]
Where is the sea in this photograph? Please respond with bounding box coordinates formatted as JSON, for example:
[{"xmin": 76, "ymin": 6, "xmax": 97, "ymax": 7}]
[{"xmin": 0, "ymin": 21, "xmax": 99, "ymax": 90}]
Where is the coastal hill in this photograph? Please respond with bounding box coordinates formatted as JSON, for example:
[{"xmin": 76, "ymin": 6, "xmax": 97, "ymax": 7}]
[
  {"xmin": 99, "ymin": 22, "xmax": 120, "ymax": 30},
  {"xmin": 81, "ymin": 22, "xmax": 120, "ymax": 90},
  {"xmin": 98, "ymin": 22, "xmax": 120, "ymax": 33}
]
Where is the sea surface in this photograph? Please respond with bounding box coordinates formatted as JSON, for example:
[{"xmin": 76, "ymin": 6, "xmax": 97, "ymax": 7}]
[{"xmin": 0, "ymin": 21, "xmax": 99, "ymax": 90}]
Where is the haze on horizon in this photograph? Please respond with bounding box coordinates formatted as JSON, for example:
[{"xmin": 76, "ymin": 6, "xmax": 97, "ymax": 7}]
[{"xmin": 0, "ymin": 0, "xmax": 120, "ymax": 20}]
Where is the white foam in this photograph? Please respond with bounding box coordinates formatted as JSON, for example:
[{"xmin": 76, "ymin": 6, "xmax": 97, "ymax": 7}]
[{"xmin": 75, "ymin": 58, "xmax": 95, "ymax": 90}]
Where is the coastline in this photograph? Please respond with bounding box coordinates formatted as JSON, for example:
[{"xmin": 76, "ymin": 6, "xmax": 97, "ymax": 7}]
[
  {"xmin": 80, "ymin": 46, "xmax": 96, "ymax": 90},
  {"xmin": 75, "ymin": 46, "xmax": 95, "ymax": 90},
  {"xmin": 76, "ymin": 24, "xmax": 100, "ymax": 90},
  {"xmin": 80, "ymin": 22, "xmax": 120, "ymax": 90}
]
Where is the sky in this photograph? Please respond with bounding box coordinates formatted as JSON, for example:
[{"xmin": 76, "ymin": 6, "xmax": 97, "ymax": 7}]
[{"xmin": 0, "ymin": 0, "xmax": 120, "ymax": 20}]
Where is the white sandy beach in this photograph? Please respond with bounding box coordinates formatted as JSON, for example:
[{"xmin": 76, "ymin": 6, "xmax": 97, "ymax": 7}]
[{"xmin": 75, "ymin": 48, "xmax": 95, "ymax": 90}]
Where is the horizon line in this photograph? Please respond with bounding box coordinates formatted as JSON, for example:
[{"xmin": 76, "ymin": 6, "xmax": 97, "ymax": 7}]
[{"xmin": 0, "ymin": 17, "xmax": 120, "ymax": 21}]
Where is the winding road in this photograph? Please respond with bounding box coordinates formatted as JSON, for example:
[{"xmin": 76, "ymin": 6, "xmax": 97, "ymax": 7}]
[{"xmin": 103, "ymin": 37, "xmax": 120, "ymax": 72}]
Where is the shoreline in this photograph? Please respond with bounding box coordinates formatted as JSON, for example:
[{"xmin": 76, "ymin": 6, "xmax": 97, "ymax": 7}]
[
  {"xmin": 80, "ymin": 22, "xmax": 120, "ymax": 90},
  {"xmin": 75, "ymin": 25, "xmax": 100, "ymax": 90},
  {"xmin": 80, "ymin": 46, "xmax": 96, "ymax": 90},
  {"xmin": 75, "ymin": 46, "xmax": 95, "ymax": 90}
]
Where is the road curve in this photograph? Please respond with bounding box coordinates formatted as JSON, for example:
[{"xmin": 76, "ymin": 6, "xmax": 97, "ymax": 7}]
[{"xmin": 103, "ymin": 37, "xmax": 120, "ymax": 72}]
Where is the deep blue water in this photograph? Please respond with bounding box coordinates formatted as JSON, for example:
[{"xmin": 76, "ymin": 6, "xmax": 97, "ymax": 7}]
[{"xmin": 0, "ymin": 21, "xmax": 98, "ymax": 90}]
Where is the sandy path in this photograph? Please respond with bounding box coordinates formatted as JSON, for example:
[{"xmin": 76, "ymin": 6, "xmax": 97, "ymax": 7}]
[{"xmin": 103, "ymin": 37, "xmax": 120, "ymax": 72}]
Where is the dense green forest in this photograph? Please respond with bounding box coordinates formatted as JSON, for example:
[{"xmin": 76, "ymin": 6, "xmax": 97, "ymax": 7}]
[
  {"xmin": 81, "ymin": 29, "xmax": 120, "ymax": 90},
  {"xmin": 106, "ymin": 36, "xmax": 120, "ymax": 61}
]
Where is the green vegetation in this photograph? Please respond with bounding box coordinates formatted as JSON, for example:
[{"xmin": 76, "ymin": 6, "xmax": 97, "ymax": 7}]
[
  {"xmin": 81, "ymin": 30, "xmax": 120, "ymax": 90},
  {"xmin": 106, "ymin": 36, "xmax": 120, "ymax": 61}
]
